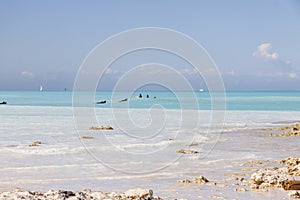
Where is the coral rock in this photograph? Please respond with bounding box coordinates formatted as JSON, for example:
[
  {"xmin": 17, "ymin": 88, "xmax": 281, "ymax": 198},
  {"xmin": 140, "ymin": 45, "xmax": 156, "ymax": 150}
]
[
  {"xmin": 124, "ymin": 188, "xmax": 150, "ymax": 199},
  {"xmin": 194, "ymin": 176, "xmax": 209, "ymax": 184},
  {"xmin": 288, "ymin": 191, "xmax": 300, "ymax": 198},
  {"xmin": 249, "ymin": 168, "xmax": 293, "ymax": 189},
  {"xmin": 283, "ymin": 180, "xmax": 300, "ymax": 190},
  {"xmin": 274, "ymin": 123, "xmax": 300, "ymax": 137}
]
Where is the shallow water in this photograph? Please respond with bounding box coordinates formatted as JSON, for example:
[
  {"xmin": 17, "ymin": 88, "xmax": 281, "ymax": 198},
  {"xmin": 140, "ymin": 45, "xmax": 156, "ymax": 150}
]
[
  {"xmin": 0, "ymin": 91, "xmax": 300, "ymax": 199},
  {"xmin": 0, "ymin": 104, "xmax": 299, "ymax": 199},
  {"xmin": 1, "ymin": 90, "xmax": 300, "ymax": 110}
]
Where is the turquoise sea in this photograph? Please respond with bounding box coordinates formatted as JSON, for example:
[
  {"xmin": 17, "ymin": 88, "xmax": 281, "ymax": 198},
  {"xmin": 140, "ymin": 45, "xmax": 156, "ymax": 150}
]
[
  {"xmin": 0, "ymin": 90, "xmax": 300, "ymax": 199},
  {"xmin": 1, "ymin": 90, "xmax": 300, "ymax": 111}
]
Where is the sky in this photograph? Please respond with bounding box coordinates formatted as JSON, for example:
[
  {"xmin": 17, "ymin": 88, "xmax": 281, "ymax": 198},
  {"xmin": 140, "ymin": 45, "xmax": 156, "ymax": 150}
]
[{"xmin": 0, "ymin": 0, "xmax": 300, "ymax": 91}]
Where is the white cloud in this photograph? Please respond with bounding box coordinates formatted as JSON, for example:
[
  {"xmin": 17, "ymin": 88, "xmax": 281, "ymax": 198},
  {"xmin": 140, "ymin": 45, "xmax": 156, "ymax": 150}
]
[
  {"xmin": 104, "ymin": 67, "xmax": 121, "ymax": 75},
  {"xmin": 21, "ymin": 71, "xmax": 34, "ymax": 78},
  {"xmin": 288, "ymin": 72, "xmax": 298, "ymax": 79},
  {"xmin": 253, "ymin": 43, "xmax": 279, "ymax": 60},
  {"xmin": 180, "ymin": 68, "xmax": 198, "ymax": 75},
  {"xmin": 227, "ymin": 69, "xmax": 236, "ymax": 76}
]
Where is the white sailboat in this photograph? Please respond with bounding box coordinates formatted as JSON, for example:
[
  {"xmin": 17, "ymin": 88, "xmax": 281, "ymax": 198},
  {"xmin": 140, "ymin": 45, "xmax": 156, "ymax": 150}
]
[{"xmin": 39, "ymin": 85, "xmax": 43, "ymax": 91}]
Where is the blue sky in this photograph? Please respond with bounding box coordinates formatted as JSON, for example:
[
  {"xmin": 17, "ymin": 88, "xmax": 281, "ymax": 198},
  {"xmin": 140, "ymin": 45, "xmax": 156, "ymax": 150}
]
[{"xmin": 0, "ymin": 0, "xmax": 300, "ymax": 90}]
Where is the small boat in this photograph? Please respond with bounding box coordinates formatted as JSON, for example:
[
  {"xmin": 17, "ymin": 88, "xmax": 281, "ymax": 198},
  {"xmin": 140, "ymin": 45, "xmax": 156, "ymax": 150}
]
[
  {"xmin": 0, "ymin": 101, "xmax": 7, "ymax": 105},
  {"xmin": 199, "ymin": 89, "xmax": 204, "ymax": 92},
  {"xmin": 96, "ymin": 100, "xmax": 106, "ymax": 104},
  {"xmin": 39, "ymin": 85, "xmax": 43, "ymax": 91},
  {"xmin": 119, "ymin": 98, "xmax": 128, "ymax": 102}
]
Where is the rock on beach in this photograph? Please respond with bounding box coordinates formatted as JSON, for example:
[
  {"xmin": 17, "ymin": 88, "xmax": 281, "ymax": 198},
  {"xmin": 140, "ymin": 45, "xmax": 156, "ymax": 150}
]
[
  {"xmin": 272, "ymin": 123, "xmax": 300, "ymax": 137},
  {"xmin": 249, "ymin": 168, "xmax": 293, "ymax": 189},
  {"xmin": 0, "ymin": 188, "xmax": 161, "ymax": 200},
  {"xmin": 288, "ymin": 191, "xmax": 300, "ymax": 198}
]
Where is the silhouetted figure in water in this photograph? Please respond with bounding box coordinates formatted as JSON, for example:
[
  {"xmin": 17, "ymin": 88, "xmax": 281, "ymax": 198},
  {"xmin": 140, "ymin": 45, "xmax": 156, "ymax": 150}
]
[
  {"xmin": 154, "ymin": 96, "xmax": 156, "ymax": 99},
  {"xmin": 139, "ymin": 93, "xmax": 142, "ymax": 98},
  {"xmin": 146, "ymin": 94, "xmax": 149, "ymax": 98},
  {"xmin": 97, "ymin": 100, "xmax": 106, "ymax": 104}
]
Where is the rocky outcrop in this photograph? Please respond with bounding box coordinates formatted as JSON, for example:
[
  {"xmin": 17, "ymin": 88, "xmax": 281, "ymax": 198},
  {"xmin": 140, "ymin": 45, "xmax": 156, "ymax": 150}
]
[
  {"xmin": 250, "ymin": 157, "xmax": 300, "ymax": 190},
  {"xmin": 89, "ymin": 126, "xmax": 114, "ymax": 130},
  {"xmin": 0, "ymin": 188, "xmax": 162, "ymax": 200},
  {"xmin": 272, "ymin": 123, "xmax": 300, "ymax": 137},
  {"xmin": 249, "ymin": 168, "xmax": 293, "ymax": 189},
  {"xmin": 279, "ymin": 157, "xmax": 300, "ymax": 176},
  {"xmin": 276, "ymin": 123, "xmax": 300, "ymax": 131}
]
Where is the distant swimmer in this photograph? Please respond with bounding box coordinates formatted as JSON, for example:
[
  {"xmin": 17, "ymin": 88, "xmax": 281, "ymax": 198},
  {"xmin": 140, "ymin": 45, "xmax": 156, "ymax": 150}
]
[
  {"xmin": 146, "ymin": 94, "xmax": 149, "ymax": 98},
  {"xmin": 119, "ymin": 98, "xmax": 128, "ymax": 102},
  {"xmin": 154, "ymin": 96, "xmax": 156, "ymax": 99},
  {"xmin": 96, "ymin": 100, "xmax": 106, "ymax": 104},
  {"xmin": 138, "ymin": 93, "xmax": 142, "ymax": 98}
]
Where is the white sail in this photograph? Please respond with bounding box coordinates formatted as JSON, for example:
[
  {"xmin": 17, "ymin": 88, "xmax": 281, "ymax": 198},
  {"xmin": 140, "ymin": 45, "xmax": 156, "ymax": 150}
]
[{"xmin": 39, "ymin": 85, "xmax": 43, "ymax": 91}]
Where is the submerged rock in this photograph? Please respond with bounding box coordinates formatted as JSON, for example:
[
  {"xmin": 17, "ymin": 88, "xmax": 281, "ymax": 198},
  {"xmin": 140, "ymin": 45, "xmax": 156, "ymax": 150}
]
[
  {"xmin": 177, "ymin": 176, "xmax": 209, "ymax": 184},
  {"xmin": 176, "ymin": 149, "xmax": 199, "ymax": 154},
  {"xmin": 28, "ymin": 141, "xmax": 41, "ymax": 147},
  {"xmin": 234, "ymin": 188, "xmax": 247, "ymax": 192},
  {"xmin": 288, "ymin": 191, "xmax": 300, "ymax": 198},
  {"xmin": 89, "ymin": 125, "xmax": 114, "ymax": 130},
  {"xmin": 273, "ymin": 123, "xmax": 300, "ymax": 137},
  {"xmin": 276, "ymin": 123, "xmax": 300, "ymax": 131},
  {"xmin": 80, "ymin": 136, "xmax": 94, "ymax": 139},
  {"xmin": 177, "ymin": 179, "xmax": 192, "ymax": 184},
  {"xmin": 194, "ymin": 176, "xmax": 209, "ymax": 184}
]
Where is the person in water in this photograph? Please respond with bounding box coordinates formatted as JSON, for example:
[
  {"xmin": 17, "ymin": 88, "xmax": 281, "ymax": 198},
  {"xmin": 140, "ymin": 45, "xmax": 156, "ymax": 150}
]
[
  {"xmin": 139, "ymin": 93, "xmax": 142, "ymax": 98},
  {"xmin": 146, "ymin": 94, "xmax": 149, "ymax": 98}
]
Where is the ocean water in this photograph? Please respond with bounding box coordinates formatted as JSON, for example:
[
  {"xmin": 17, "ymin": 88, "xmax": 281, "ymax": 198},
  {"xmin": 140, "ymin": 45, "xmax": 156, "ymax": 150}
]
[
  {"xmin": 0, "ymin": 90, "xmax": 300, "ymax": 199},
  {"xmin": 1, "ymin": 90, "xmax": 300, "ymax": 110}
]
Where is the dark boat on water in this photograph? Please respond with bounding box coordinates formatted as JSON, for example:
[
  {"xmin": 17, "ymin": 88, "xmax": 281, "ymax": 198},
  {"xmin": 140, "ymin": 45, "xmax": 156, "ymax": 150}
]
[
  {"xmin": 0, "ymin": 101, "xmax": 7, "ymax": 105},
  {"xmin": 119, "ymin": 98, "xmax": 128, "ymax": 102},
  {"xmin": 96, "ymin": 100, "xmax": 106, "ymax": 104}
]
